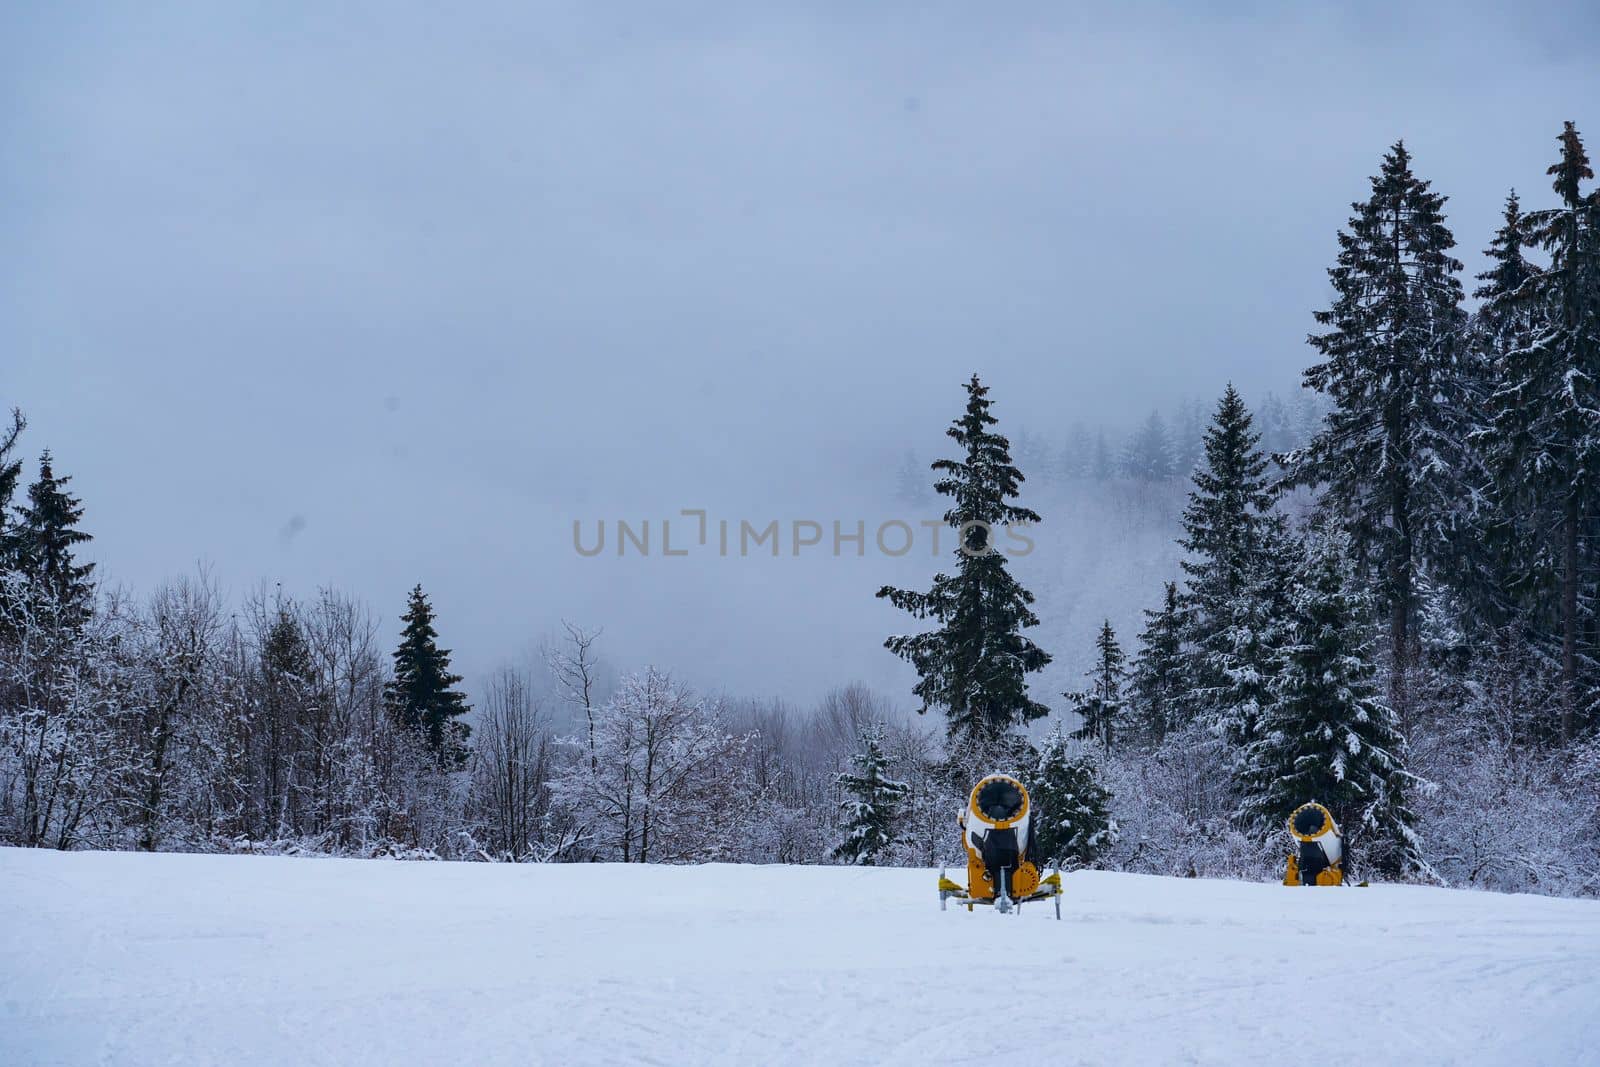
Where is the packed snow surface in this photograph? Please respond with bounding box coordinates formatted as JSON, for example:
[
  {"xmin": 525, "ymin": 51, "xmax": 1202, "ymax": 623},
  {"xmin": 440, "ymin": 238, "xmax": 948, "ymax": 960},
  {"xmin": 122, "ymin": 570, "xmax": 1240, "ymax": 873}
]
[{"xmin": 3, "ymin": 848, "xmax": 1598, "ymax": 1065}]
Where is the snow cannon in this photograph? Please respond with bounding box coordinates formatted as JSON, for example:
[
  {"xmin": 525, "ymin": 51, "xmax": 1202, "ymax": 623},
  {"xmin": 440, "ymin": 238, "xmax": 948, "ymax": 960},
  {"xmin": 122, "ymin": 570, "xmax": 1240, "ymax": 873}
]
[
  {"xmin": 1282, "ymin": 802, "xmax": 1343, "ymax": 886},
  {"xmin": 937, "ymin": 773, "xmax": 1063, "ymax": 917}
]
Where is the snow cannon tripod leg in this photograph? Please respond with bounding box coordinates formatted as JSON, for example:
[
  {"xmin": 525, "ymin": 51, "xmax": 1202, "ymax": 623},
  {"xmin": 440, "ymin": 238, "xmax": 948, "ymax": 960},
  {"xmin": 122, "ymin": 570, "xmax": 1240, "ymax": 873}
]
[{"xmin": 936, "ymin": 866, "xmax": 969, "ymax": 911}]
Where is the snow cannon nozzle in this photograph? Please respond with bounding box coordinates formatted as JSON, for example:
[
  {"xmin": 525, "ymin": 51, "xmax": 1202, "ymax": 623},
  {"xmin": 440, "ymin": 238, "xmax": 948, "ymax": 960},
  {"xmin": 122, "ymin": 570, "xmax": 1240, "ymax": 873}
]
[
  {"xmin": 971, "ymin": 774, "xmax": 1027, "ymax": 825},
  {"xmin": 1291, "ymin": 804, "xmax": 1330, "ymax": 840}
]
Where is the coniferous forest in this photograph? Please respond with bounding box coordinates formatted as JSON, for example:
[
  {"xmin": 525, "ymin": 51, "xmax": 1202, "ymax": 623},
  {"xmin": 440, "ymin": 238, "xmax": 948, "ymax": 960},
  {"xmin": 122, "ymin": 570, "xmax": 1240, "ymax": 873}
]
[{"xmin": 4, "ymin": 124, "xmax": 1599, "ymax": 898}]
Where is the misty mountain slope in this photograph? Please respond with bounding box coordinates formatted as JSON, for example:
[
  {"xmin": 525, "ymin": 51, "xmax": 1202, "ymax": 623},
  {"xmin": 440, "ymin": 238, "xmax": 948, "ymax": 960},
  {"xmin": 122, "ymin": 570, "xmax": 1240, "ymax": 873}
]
[
  {"xmin": 1012, "ymin": 480, "xmax": 1187, "ymax": 695},
  {"xmin": 4, "ymin": 848, "xmax": 1596, "ymax": 1066}
]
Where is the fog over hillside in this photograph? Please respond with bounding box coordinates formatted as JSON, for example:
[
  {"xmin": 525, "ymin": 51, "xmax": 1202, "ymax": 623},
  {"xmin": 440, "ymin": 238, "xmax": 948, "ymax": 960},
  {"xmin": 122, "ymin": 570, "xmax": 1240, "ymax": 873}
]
[{"xmin": 4, "ymin": 3, "xmax": 1595, "ymax": 710}]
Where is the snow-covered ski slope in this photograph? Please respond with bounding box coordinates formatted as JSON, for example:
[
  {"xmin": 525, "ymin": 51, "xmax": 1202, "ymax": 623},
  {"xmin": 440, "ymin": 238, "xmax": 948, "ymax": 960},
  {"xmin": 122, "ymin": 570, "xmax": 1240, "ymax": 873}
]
[{"xmin": 3, "ymin": 849, "xmax": 1597, "ymax": 1066}]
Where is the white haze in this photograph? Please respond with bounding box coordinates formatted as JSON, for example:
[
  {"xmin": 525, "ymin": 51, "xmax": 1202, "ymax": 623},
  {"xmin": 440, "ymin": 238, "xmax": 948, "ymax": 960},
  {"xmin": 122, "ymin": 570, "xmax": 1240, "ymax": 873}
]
[{"xmin": 2, "ymin": 2, "xmax": 1596, "ymax": 708}]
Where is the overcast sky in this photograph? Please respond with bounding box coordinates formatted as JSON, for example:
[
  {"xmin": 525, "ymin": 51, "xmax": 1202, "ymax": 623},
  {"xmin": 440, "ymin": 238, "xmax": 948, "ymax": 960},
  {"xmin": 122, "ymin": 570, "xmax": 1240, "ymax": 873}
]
[{"xmin": 3, "ymin": 2, "xmax": 1597, "ymax": 705}]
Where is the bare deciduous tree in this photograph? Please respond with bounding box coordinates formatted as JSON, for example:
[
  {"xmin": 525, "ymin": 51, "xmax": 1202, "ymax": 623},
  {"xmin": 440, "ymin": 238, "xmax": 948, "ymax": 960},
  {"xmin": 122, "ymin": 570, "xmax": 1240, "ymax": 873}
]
[
  {"xmin": 546, "ymin": 622, "xmax": 604, "ymax": 772},
  {"xmin": 469, "ymin": 667, "xmax": 551, "ymax": 860}
]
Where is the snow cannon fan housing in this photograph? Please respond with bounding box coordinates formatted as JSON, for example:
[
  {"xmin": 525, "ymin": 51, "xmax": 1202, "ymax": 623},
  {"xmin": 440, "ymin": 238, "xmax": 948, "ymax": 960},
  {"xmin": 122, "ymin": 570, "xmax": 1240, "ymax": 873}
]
[
  {"xmin": 1283, "ymin": 802, "xmax": 1344, "ymax": 887},
  {"xmin": 960, "ymin": 774, "xmax": 1041, "ymax": 902}
]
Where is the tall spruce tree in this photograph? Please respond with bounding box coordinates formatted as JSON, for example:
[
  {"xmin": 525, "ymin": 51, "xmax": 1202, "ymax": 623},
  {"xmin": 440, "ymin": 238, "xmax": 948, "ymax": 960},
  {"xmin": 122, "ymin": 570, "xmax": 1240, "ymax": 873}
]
[
  {"xmin": 1179, "ymin": 386, "xmax": 1282, "ymax": 742},
  {"xmin": 1462, "ymin": 191, "xmax": 1549, "ymax": 635},
  {"xmin": 833, "ymin": 725, "xmax": 909, "ymax": 866},
  {"xmin": 1069, "ymin": 620, "xmax": 1127, "ymax": 752},
  {"xmin": 1487, "ymin": 122, "xmax": 1600, "ymax": 741},
  {"xmin": 878, "ymin": 376, "xmax": 1051, "ymax": 750},
  {"xmin": 14, "ymin": 451, "xmax": 95, "ymax": 623},
  {"xmin": 386, "ymin": 584, "xmax": 472, "ymax": 767},
  {"xmin": 1239, "ymin": 530, "xmax": 1424, "ymax": 878},
  {"xmin": 1130, "ymin": 582, "xmax": 1187, "ymax": 743},
  {"xmin": 1182, "ymin": 386, "xmax": 1276, "ymax": 618},
  {"xmin": 1284, "ymin": 142, "xmax": 1469, "ymax": 720},
  {"xmin": 1029, "ymin": 727, "xmax": 1116, "ymax": 869}
]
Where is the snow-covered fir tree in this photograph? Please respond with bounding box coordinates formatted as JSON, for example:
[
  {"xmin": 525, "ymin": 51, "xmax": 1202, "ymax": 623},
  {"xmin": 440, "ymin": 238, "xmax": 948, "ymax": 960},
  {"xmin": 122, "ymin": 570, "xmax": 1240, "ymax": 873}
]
[
  {"xmin": 385, "ymin": 585, "xmax": 472, "ymax": 768},
  {"xmin": 1459, "ymin": 190, "xmax": 1548, "ymax": 635},
  {"xmin": 1181, "ymin": 386, "xmax": 1275, "ymax": 621},
  {"xmin": 1130, "ymin": 581, "xmax": 1187, "ymax": 743},
  {"xmin": 1178, "ymin": 385, "xmax": 1284, "ymax": 745},
  {"xmin": 878, "ymin": 376, "xmax": 1051, "ymax": 750},
  {"xmin": 1029, "ymin": 727, "xmax": 1116, "ymax": 869},
  {"xmin": 832, "ymin": 725, "xmax": 909, "ymax": 866},
  {"xmin": 1475, "ymin": 190, "xmax": 1543, "ymax": 352},
  {"xmin": 1201, "ymin": 520, "xmax": 1297, "ymax": 761},
  {"xmin": 1239, "ymin": 530, "xmax": 1425, "ymax": 878},
  {"xmin": 14, "ymin": 452, "xmax": 96, "ymax": 624},
  {"xmin": 1069, "ymin": 620, "xmax": 1127, "ymax": 753},
  {"xmin": 1283, "ymin": 142, "xmax": 1469, "ymax": 720},
  {"xmin": 1484, "ymin": 122, "xmax": 1600, "ymax": 742}
]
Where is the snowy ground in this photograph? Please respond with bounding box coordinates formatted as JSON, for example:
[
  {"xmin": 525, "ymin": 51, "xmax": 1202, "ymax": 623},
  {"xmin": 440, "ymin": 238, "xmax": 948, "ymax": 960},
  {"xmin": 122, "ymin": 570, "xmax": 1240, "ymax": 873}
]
[{"xmin": 3, "ymin": 849, "xmax": 1598, "ymax": 1065}]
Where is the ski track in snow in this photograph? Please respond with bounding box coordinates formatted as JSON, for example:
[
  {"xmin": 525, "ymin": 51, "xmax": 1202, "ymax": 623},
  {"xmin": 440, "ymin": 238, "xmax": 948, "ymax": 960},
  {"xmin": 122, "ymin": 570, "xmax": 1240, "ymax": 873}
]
[{"xmin": 2, "ymin": 849, "xmax": 1597, "ymax": 1066}]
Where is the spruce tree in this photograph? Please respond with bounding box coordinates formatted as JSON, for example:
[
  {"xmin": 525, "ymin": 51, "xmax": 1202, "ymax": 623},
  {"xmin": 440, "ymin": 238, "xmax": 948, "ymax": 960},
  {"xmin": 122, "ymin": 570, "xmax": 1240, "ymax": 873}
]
[
  {"xmin": 1475, "ymin": 190, "xmax": 1542, "ymax": 349},
  {"xmin": 1487, "ymin": 122, "xmax": 1600, "ymax": 741},
  {"xmin": 1130, "ymin": 582, "xmax": 1187, "ymax": 743},
  {"xmin": 1029, "ymin": 727, "xmax": 1116, "ymax": 869},
  {"xmin": 386, "ymin": 584, "xmax": 472, "ymax": 768},
  {"xmin": 1284, "ymin": 142, "xmax": 1469, "ymax": 719},
  {"xmin": 1182, "ymin": 385, "xmax": 1276, "ymax": 620},
  {"xmin": 1239, "ymin": 530, "xmax": 1424, "ymax": 878},
  {"xmin": 1200, "ymin": 522, "xmax": 1297, "ymax": 756},
  {"xmin": 1462, "ymin": 191, "xmax": 1547, "ymax": 636},
  {"xmin": 14, "ymin": 451, "xmax": 95, "ymax": 623},
  {"xmin": 1178, "ymin": 386, "xmax": 1282, "ymax": 742},
  {"xmin": 833, "ymin": 725, "xmax": 909, "ymax": 866},
  {"xmin": 1069, "ymin": 620, "xmax": 1127, "ymax": 752},
  {"xmin": 878, "ymin": 376, "xmax": 1051, "ymax": 750}
]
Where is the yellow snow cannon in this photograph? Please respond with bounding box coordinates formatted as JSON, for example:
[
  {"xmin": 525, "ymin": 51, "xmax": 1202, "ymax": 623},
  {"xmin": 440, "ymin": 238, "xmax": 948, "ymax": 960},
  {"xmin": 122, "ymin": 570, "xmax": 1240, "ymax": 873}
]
[
  {"xmin": 937, "ymin": 773, "xmax": 1064, "ymax": 918},
  {"xmin": 1283, "ymin": 802, "xmax": 1343, "ymax": 886}
]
